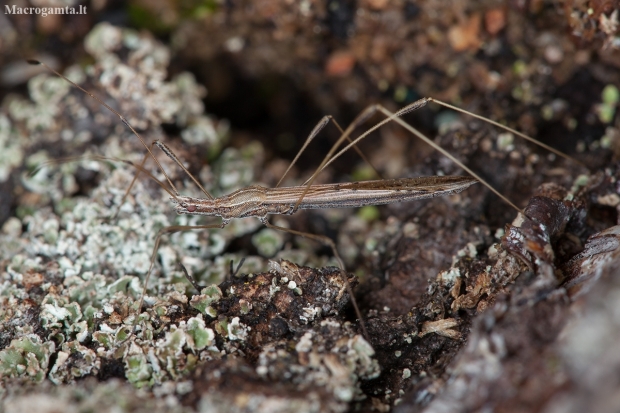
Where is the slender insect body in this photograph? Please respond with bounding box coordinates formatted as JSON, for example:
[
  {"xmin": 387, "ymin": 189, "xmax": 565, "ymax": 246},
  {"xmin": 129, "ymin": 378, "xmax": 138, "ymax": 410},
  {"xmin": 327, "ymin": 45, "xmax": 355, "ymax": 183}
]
[
  {"xmin": 171, "ymin": 176, "xmax": 478, "ymax": 220},
  {"xmin": 263, "ymin": 176, "xmax": 478, "ymax": 209}
]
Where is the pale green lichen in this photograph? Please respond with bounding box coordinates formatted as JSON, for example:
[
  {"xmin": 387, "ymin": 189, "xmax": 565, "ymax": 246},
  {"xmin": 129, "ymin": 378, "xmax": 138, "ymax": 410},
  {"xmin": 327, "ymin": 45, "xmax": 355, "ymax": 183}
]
[
  {"xmin": 48, "ymin": 341, "xmax": 100, "ymax": 384},
  {"xmin": 125, "ymin": 353, "xmax": 153, "ymax": 386},
  {"xmin": 238, "ymin": 299, "xmax": 252, "ymax": 315},
  {"xmin": 252, "ymin": 228, "xmax": 285, "ymax": 257},
  {"xmin": 227, "ymin": 317, "xmax": 249, "ymax": 341},
  {"xmin": 0, "ymin": 335, "xmax": 55, "ymax": 383},
  {"xmin": 434, "ymin": 110, "xmax": 462, "ymax": 135},
  {"xmin": 185, "ymin": 315, "xmax": 215, "ymax": 351},
  {"xmin": 8, "ymin": 74, "xmax": 71, "ymax": 132},
  {"xmin": 92, "ymin": 324, "xmax": 132, "ymax": 351},
  {"xmin": 203, "ymin": 284, "xmax": 224, "ymax": 303},
  {"xmin": 349, "ymin": 334, "xmax": 380, "ymax": 378},
  {"xmin": 40, "ymin": 295, "xmax": 88, "ymax": 343},
  {"xmin": 496, "ymin": 132, "xmax": 515, "ymax": 151},
  {"xmin": 596, "ymin": 84, "xmax": 619, "ymax": 123},
  {"xmin": 189, "ymin": 284, "xmax": 223, "ymax": 314}
]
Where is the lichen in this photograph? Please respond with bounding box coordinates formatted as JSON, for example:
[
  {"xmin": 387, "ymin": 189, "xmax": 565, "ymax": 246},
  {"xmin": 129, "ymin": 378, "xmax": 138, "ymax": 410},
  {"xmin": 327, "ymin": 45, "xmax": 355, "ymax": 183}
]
[
  {"xmin": 190, "ymin": 284, "xmax": 222, "ymax": 314},
  {"xmin": 254, "ymin": 318, "xmax": 380, "ymax": 407},
  {"xmin": 252, "ymin": 228, "xmax": 285, "ymax": 257},
  {"xmin": 0, "ymin": 335, "xmax": 55, "ymax": 383},
  {"xmin": 48, "ymin": 341, "xmax": 100, "ymax": 384},
  {"xmin": 0, "ymin": 113, "xmax": 24, "ymax": 182}
]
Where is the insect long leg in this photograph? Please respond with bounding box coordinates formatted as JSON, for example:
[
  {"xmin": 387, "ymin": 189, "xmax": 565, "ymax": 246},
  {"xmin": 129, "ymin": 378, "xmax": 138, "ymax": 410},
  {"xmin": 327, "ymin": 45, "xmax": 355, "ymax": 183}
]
[
  {"xmin": 117, "ymin": 138, "xmax": 220, "ymax": 219},
  {"xmin": 180, "ymin": 257, "xmax": 246, "ymax": 291},
  {"xmin": 276, "ymin": 116, "xmax": 331, "ymax": 188},
  {"xmin": 426, "ymin": 98, "xmax": 583, "ymax": 166},
  {"xmin": 180, "ymin": 262, "xmax": 203, "ymax": 292},
  {"xmin": 229, "ymin": 257, "xmax": 246, "ymax": 279},
  {"xmin": 114, "ymin": 141, "xmax": 180, "ymax": 221},
  {"xmin": 261, "ymin": 218, "xmax": 369, "ymax": 339},
  {"xmin": 277, "ymin": 106, "xmax": 384, "ymax": 188},
  {"xmin": 378, "ymin": 104, "xmax": 520, "ymax": 212},
  {"xmin": 269, "ymin": 105, "xmax": 410, "ymax": 338},
  {"xmin": 135, "ymin": 222, "xmax": 224, "ymax": 322},
  {"xmin": 303, "ymin": 100, "xmax": 581, "ymax": 214},
  {"xmin": 295, "ymin": 99, "xmax": 431, "ymax": 211},
  {"xmin": 328, "ymin": 115, "xmax": 383, "ymax": 181},
  {"xmin": 27, "ymin": 60, "xmax": 182, "ymax": 201},
  {"xmin": 153, "ymin": 140, "xmax": 213, "ymax": 199}
]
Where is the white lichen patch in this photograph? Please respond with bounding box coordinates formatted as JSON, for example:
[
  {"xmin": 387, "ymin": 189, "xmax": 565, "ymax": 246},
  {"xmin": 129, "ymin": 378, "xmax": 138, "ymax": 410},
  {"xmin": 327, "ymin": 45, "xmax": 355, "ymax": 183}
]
[
  {"xmin": 300, "ymin": 306, "xmax": 322, "ymax": 324},
  {"xmin": 238, "ymin": 299, "xmax": 252, "ymax": 315},
  {"xmin": 0, "ymin": 113, "xmax": 24, "ymax": 182},
  {"xmin": 295, "ymin": 331, "xmax": 315, "ymax": 353},
  {"xmin": 228, "ymin": 317, "xmax": 250, "ymax": 341},
  {"xmin": 0, "ymin": 20, "xmax": 237, "ymax": 389},
  {"xmin": 597, "ymin": 193, "xmax": 620, "ymax": 207},
  {"xmin": 437, "ymin": 266, "xmax": 461, "ymax": 285},
  {"xmin": 419, "ymin": 318, "xmax": 462, "ymax": 340},
  {"xmin": 456, "ymin": 241, "xmax": 479, "ymax": 260}
]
